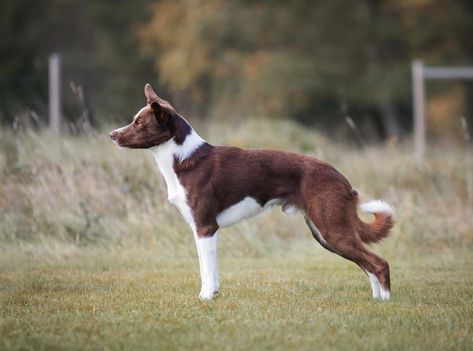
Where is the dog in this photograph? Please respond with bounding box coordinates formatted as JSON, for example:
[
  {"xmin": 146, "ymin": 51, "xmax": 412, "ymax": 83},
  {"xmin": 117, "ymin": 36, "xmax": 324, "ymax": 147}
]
[{"xmin": 110, "ymin": 84, "xmax": 394, "ymax": 300}]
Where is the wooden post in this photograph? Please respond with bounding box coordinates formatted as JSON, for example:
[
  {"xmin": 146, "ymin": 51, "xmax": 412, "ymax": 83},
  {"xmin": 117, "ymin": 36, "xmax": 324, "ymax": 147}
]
[
  {"xmin": 411, "ymin": 61, "xmax": 473, "ymax": 162},
  {"xmin": 49, "ymin": 53, "xmax": 62, "ymax": 132},
  {"xmin": 412, "ymin": 60, "xmax": 425, "ymax": 163}
]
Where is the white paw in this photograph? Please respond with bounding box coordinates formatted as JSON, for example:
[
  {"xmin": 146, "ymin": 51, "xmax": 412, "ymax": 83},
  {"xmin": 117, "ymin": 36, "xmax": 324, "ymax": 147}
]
[
  {"xmin": 373, "ymin": 288, "xmax": 391, "ymax": 301},
  {"xmin": 199, "ymin": 287, "xmax": 219, "ymax": 300},
  {"xmin": 380, "ymin": 288, "xmax": 391, "ymax": 300}
]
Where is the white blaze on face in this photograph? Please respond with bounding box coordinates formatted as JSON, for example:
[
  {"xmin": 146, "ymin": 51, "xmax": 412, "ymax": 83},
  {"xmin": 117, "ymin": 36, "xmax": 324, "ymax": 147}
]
[
  {"xmin": 110, "ymin": 106, "xmax": 149, "ymax": 148},
  {"xmin": 133, "ymin": 106, "xmax": 148, "ymax": 121}
]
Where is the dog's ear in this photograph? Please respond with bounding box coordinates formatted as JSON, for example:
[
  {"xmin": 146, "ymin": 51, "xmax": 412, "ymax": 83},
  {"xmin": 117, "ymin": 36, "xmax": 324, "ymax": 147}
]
[
  {"xmin": 150, "ymin": 101, "xmax": 170, "ymax": 126},
  {"xmin": 145, "ymin": 83, "xmax": 175, "ymax": 126},
  {"xmin": 144, "ymin": 83, "xmax": 159, "ymax": 103}
]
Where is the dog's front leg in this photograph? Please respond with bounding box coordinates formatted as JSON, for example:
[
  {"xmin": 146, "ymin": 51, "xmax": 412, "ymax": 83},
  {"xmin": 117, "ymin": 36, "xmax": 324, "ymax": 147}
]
[
  {"xmin": 193, "ymin": 231, "xmax": 205, "ymax": 292},
  {"xmin": 194, "ymin": 231, "xmax": 219, "ymax": 300}
]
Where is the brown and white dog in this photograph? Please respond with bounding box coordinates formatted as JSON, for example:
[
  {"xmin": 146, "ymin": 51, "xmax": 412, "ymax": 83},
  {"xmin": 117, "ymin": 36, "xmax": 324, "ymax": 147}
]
[{"xmin": 110, "ymin": 84, "xmax": 394, "ymax": 301}]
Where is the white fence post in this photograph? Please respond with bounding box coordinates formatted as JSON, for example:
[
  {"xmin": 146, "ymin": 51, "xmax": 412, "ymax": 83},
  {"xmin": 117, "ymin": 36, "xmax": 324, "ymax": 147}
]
[
  {"xmin": 49, "ymin": 53, "xmax": 62, "ymax": 133},
  {"xmin": 412, "ymin": 60, "xmax": 425, "ymax": 163}
]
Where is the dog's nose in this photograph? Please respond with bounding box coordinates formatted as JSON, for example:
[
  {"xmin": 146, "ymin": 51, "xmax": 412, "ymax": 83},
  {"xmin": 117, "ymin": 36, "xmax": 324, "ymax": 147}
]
[{"xmin": 109, "ymin": 130, "xmax": 117, "ymax": 139}]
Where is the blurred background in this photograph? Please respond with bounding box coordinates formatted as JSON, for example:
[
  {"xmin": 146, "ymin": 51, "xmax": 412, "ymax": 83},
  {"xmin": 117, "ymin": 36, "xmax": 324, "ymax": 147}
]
[
  {"xmin": 2, "ymin": 0, "xmax": 473, "ymax": 143},
  {"xmin": 0, "ymin": 0, "xmax": 472, "ymax": 254}
]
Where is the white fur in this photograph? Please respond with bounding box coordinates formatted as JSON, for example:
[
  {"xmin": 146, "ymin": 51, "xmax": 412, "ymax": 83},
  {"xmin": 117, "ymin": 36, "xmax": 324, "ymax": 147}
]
[
  {"xmin": 151, "ymin": 140, "xmax": 195, "ymax": 228},
  {"xmin": 133, "ymin": 106, "xmax": 148, "ymax": 121},
  {"xmin": 151, "ymin": 129, "xmax": 220, "ymax": 300},
  {"xmin": 193, "ymin": 231, "xmax": 204, "ymax": 287},
  {"xmin": 282, "ymin": 204, "xmax": 299, "ymax": 215},
  {"xmin": 365, "ymin": 271, "xmax": 390, "ymax": 300},
  {"xmin": 379, "ymin": 286, "xmax": 391, "ymax": 300},
  {"xmin": 366, "ymin": 271, "xmax": 381, "ymax": 299},
  {"xmin": 304, "ymin": 215, "xmax": 327, "ymax": 246},
  {"xmin": 359, "ymin": 200, "xmax": 395, "ymax": 215},
  {"xmin": 216, "ymin": 197, "xmax": 282, "ymax": 227},
  {"xmin": 196, "ymin": 233, "xmax": 219, "ymax": 300},
  {"xmin": 380, "ymin": 285, "xmax": 391, "ymax": 300},
  {"xmin": 174, "ymin": 129, "xmax": 206, "ymax": 162}
]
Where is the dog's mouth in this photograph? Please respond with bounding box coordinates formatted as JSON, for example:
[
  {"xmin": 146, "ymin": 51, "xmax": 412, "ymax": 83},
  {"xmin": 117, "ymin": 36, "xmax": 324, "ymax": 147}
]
[
  {"xmin": 110, "ymin": 130, "xmax": 126, "ymax": 148},
  {"xmin": 111, "ymin": 139, "xmax": 124, "ymax": 148}
]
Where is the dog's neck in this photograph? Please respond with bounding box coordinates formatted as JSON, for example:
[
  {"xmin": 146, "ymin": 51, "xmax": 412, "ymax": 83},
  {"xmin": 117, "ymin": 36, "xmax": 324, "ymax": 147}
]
[{"xmin": 150, "ymin": 116, "xmax": 207, "ymax": 202}]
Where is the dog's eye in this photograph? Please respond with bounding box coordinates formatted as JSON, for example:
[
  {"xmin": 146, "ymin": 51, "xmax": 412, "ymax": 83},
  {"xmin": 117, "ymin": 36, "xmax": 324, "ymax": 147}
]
[{"xmin": 135, "ymin": 120, "xmax": 142, "ymax": 126}]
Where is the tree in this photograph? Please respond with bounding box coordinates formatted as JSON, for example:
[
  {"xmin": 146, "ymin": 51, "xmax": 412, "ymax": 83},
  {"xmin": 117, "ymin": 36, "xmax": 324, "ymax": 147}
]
[
  {"xmin": 140, "ymin": 0, "xmax": 412, "ymax": 137},
  {"xmin": 0, "ymin": 0, "xmax": 155, "ymax": 126},
  {"xmin": 141, "ymin": 0, "xmax": 472, "ymax": 140},
  {"xmin": 0, "ymin": 0, "xmax": 48, "ymax": 124}
]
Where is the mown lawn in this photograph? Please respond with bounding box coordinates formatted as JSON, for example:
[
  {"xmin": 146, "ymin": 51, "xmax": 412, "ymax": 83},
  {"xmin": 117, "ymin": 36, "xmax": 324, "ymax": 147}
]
[
  {"xmin": 1, "ymin": 248, "xmax": 472, "ymax": 351},
  {"xmin": 1, "ymin": 120, "xmax": 472, "ymax": 350}
]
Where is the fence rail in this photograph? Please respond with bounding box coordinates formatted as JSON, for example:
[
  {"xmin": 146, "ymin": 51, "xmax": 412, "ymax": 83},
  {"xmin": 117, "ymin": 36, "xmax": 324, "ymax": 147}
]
[{"xmin": 412, "ymin": 60, "xmax": 473, "ymax": 162}]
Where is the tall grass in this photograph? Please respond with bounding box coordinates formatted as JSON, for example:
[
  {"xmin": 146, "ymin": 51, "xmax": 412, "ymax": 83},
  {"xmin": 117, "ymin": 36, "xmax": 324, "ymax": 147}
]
[
  {"xmin": 1, "ymin": 118, "xmax": 473, "ymax": 350},
  {"xmin": 0, "ymin": 118, "xmax": 472, "ymax": 259}
]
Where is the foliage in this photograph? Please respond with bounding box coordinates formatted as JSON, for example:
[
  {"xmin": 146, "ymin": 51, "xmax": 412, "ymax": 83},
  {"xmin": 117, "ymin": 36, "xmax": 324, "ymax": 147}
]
[
  {"xmin": 141, "ymin": 0, "xmax": 473, "ymax": 136},
  {"xmin": 0, "ymin": 0, "xmax": 154, "ymax": 126},
  {"xmin": 0, "ymin": 0, "xmax": 48, "ymax": 122},
  {"xmin": 1, "ymin": 0, "xmax": 473, "ymax": 135}
]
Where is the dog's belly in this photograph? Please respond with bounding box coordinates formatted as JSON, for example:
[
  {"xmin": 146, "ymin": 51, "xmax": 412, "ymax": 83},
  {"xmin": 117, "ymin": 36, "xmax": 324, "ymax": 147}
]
[{"xmin": 216, "ymin": 197, "xmax": 284, "ymax": 227}]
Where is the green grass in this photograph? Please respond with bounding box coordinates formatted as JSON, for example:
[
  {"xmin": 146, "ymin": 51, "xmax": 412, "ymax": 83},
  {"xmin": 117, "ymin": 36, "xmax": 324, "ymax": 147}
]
[
  {"xmin": 0, "ymin": 118, "xmax": 472, "ymax": 350},
  {"xmin": 1, "ymin": 250, "xmax": 472, "ymax": 350}
]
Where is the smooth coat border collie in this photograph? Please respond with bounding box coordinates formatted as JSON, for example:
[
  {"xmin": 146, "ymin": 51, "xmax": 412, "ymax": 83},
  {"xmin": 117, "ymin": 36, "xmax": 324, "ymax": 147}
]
[{"xmin": 110, "ymin": 84, "xmax": 394, "ymax": 301}]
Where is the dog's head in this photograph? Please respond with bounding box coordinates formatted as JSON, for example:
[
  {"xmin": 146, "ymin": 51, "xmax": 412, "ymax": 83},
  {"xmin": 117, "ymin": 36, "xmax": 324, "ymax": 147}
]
[{"xmin": 110, "ymin": 84, "xmax": 177, "ymax": 149}]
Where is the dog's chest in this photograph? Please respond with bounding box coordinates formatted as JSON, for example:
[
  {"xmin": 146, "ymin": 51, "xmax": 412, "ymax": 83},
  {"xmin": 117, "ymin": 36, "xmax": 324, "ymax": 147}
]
[
  {"xmin": 151, "ymin": 144, "xmax": 195, "ymax": 229},
  {"xmin": 169, "ymin": 188, "xmax": 193, "ymax": 228}
]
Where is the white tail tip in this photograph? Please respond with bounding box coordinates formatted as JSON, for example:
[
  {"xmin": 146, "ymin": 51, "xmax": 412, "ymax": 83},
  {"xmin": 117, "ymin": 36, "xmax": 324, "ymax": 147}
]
[{"xmin": 360, "ymin": 200, "xmax": 395, "ymax": 215}]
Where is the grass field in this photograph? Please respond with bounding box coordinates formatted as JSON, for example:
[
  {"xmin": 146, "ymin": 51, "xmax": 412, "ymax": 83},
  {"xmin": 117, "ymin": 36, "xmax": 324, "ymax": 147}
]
[
  {"xmin": 1, "ymin": 250, "xmax": 473, "ymax": 350},
  {"xmin": 1, "ymin": 118, "xmax": 472, "ymax": 350}
]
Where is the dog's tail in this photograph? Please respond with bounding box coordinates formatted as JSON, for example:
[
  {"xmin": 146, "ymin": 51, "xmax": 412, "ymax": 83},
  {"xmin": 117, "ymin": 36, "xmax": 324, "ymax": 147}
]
[{"xmin": 357, "ymin": 200, "xmax": 394, "ymax": 244}]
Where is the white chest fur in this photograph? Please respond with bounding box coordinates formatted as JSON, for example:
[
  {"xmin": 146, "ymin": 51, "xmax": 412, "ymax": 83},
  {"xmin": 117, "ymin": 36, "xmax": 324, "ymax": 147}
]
[{"xmin": 150, "ymin": 130, "xmax": 205, "ymax": 230}]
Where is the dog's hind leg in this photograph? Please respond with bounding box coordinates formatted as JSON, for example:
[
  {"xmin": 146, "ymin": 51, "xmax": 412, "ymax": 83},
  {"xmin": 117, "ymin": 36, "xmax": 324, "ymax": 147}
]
[{"xmin": 304, "ymin": 208, "xmax": 391, "ymax": 300}]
